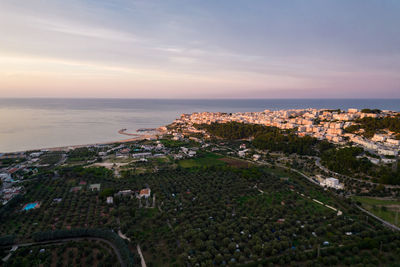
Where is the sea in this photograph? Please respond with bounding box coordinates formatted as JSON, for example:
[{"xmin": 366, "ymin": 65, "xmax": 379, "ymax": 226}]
[{"xmin": 0, "ymin": 98, "xmax": 399, "ymax": 153}]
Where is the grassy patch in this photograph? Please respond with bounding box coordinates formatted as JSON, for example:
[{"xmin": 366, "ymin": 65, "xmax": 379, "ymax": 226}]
[
  {"xmin": 353, "ymin": 196, "xmax": 400, "ymax": 227},
  {"xmin": 178, "ymin": 152, "xmax": 225, "ymax": 168},
  {"xmin": 353, "ymin": 196, "xmax": 400, "ymax": 206}
]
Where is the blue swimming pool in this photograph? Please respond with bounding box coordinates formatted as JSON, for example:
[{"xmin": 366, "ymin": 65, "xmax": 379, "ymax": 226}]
[{"xmin": 23, "ymin": 202, "xmax": 38, "ymax": 210}]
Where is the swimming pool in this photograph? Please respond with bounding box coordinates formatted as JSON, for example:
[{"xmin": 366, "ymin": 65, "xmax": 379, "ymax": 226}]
[{"xmin": 23, "ymin": 202, "xmax": 38, "ymax": 211}]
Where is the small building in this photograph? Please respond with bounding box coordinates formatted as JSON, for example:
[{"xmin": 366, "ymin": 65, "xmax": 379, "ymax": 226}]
[
  {"xmin": 321, "ymin": 177, "xmax": 344, "ymax": 190},
  {"xmin": 188, "ymin": 151, "xmax": 197, "ymax": 157},
  {"xmin": 115, "ymin": 190, "xmax": 133, "ymax": 197},
  {"xmin": 30, "ymin": 152, "xmax": 43, "ymax": 158},
  {"xmin": 53, "ymin": 198, "xmax": 62, "ymax": 203},
  {"xmin": 106, "ymin": 196, "xmax": 113, "ymax": 204},
  {"xmin": 139, "ymin": 188, "xmax": 151, "ymax": 198},
  {"xmin": 89, "ymin": 184, "xmax": 101, "ymax": 191},
  {"xmin": 238, "ymin": 150, "xmax": 248, "ymax": 157},
  {"xmin": 132, "ymin": 152, "xmax": 152, "ymax": 158}
]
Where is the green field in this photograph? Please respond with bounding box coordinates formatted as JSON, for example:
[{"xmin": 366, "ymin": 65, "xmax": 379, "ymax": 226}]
[
  {"xmin": 178, "ymin": 152, "xmax": 226, "ymax": 168},
  {"xmin": 353, "ymin": 196, "xmax": 400, "ymax": 227}
]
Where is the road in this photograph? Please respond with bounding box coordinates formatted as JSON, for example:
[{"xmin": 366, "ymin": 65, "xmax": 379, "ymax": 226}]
[
  {"xmin": 6, "ymin": 237, "xmax": 125, "ymax": 267},
  {"xmin": 356, "ymin": 205, "xmax": 400, "ymax": 231},
  {"xmin": 137, "ymin": 245, "xmax": 147, "ymax": 267}
]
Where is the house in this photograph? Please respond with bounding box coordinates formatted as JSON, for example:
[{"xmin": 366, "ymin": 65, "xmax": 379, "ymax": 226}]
[
  {"xmin": 7, "ymin": 168, "xmax": 19, "ymax": 175},
  {"xmin": 156, "ymin": 143, "xmax": 164, "ymax": 150},
  {"xmin": 238, "ymin": 149, "xmax": 248, "ymax": 157},
  {"xmin": 0, "ymin": 173, "xmax": 11, "ymax": 180},
  {"xmin": 29, "ymin": 152, "xmax": 43, "ymax": 158},
  {"xmin": 132, "ymin": 152, "xmax": 152, "ymax": 158},
  {"xmin": 106, "ymin": 196, "xmax": 113, "ymax": 204},
  {"xmin": 321, "ymin": 177, "xmax": 344, "ymax": 189},
  {"xmin": 53, "ymin": 198, "xmax": 62, "ymax": 203},
  {"xmin": 89, "ymin": 184, "xmax": 101, "ymax": 191},
  {"xmin": 253, "ymin": 154, "xmax": 261, "ymax": 161},
  {"xmin": 382, "ymin": 158, "xmax": 396, "ymax": 164},
  {"xmin": 188, "ymin": 151, "xmax": 197, "ymax": 157},
  {"xmin": 139, "ymin": 188, "xmax": 151, "ymax": 198},
  {"xmin": 119, "ymin": 148, "xmax": 130, "ymax": 154}
]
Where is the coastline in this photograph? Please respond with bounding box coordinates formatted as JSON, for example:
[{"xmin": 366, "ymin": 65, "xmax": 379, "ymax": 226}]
[{"xmin": 1, "ymin": 133, "xmax": 160, "ymax": 155}]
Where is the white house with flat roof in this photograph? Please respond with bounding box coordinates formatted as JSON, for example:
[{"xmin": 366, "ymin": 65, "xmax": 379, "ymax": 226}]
[{"xmin": 321, "ymin": 177, "xmax": 344, "ymax": 190}]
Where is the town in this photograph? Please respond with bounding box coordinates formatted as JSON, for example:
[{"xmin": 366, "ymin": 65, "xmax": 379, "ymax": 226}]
[{"xmin": 173, "ymin": 108, "xmax": 400, "ymax": 158}]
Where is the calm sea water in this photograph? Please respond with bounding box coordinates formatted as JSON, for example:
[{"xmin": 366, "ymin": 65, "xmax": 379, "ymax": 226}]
[{"xmin": 0, "ymin": 98, "xmax": 399, "ymax": 153}]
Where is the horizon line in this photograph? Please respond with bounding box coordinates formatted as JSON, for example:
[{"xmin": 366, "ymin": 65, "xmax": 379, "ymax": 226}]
[{"xmin": 1, "ymin": 97, "xmax": 400, "ymax": 100}]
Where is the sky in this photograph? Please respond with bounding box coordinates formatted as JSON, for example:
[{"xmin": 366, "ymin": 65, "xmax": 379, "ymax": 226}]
[{"xmin": 0, "ymin": 0, "xmax": 399, "ymax": 99}]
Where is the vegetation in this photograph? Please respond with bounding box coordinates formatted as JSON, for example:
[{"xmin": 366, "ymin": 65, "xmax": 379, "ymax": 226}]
[
  {"xmin": 321, "ymin": 147, "xmax": 400, "ymax": 185},
  {"xmin": 353, "ymin": 196, "xmax": 400, "ymax": 227},
  {"xmin": 32, "ymin": 229, "xmax": 134, "ymax": 266},
  {"xmin": 67, "ymin": 147, "xmax": 99, "ymax": 162},
  {"xmin": 345, "ymin": 116, "xmax": 400, "ymax": 138},
  {"xmin": 2, "ymin": 137, "xmax": 400, "ymax": 266},
  {"xmin": 39, "ymin": 152, "xmax": 63, "ymax": 165},
  {"xmin": 196, "ymin": 122, "xmax": 319, "ymax": 155},
  {"xmin": 0, "ymin": 157, "xmax": 26, "ymax": 167},
  {"xmin": 178, "ymin": 152, "xmax": 225, "ymax": 168},
  {"xmin": 4, "ymin": 240, "xmax": 119, "ymax": 267},
  {"xmin": 196, "ymin": 122, "xmax": 273, "ymax": 140},
  {"xmin": 361, "ymin": 109, "xmax": 382, "ymax": 114}
]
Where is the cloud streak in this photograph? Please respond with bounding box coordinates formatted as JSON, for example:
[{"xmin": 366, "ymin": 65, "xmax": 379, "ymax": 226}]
[{"xmin": 0, "ymin": 0, "xmax": 399, "ymax": 98}]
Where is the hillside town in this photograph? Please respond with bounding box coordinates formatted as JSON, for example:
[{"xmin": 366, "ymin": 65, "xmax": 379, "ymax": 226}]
[{"xmin": 173, "ymin": 108, "xmax": 400, "ymax": 158}]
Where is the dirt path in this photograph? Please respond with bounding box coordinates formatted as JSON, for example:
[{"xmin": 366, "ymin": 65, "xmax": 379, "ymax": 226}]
[
  {"xmin": 137, "ymin": 244, "xmax": 147, "ymax": 267},
  {"xmin": 118, "ymin": 230, "xmax": 131, "ymax": 242}
]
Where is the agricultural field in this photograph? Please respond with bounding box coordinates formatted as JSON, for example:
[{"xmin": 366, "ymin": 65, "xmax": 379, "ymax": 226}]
[
  {"xmin": 1, "ymin": 158, "xmax": 400, "ymax": 266},
  {"xmin": 123, "ymin": 167, "xmax": 400, "ymax": 266},
  {"xmin": 353, "ymin": 196, "xmax": 400, "ymax": 227}
]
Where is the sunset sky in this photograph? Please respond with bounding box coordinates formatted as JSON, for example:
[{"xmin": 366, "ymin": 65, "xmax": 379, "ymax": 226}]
[{"xmin": 0, "ymin": 0, "xmax": 399, "ymax": 98}]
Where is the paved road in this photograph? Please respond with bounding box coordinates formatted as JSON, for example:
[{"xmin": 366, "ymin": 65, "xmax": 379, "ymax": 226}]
[{"xmin": 9, "ymin": 237, "xmax": 125, "ymax": 267}]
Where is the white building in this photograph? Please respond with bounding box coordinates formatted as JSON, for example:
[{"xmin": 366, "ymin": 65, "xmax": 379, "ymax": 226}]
[
  {"xmin": 386, "ymin": 139, "xmax": 400, "ymax": 146},
  {"xmin": 321, "ymin": 177, "xmax": 344, "ymax": 189},
  {"xmin": 238, "ymin": 150, "xmax": 248, "ymax": 157},
  {"xmin": 378, "ymin": 148, "xmax": 397, "ymax": 156},
  {"xmin": 106, "ymin": 196, "xmax": 113, "ymax": 204},
  {"xmin": 372, "ymin": 134, "xmax": 387, "ymax": 142}
]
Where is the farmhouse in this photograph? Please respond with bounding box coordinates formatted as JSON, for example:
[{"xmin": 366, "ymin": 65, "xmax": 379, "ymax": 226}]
[{"xmin": 139, "ymin": 188, "xmax": 151, "ymax": 198}]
